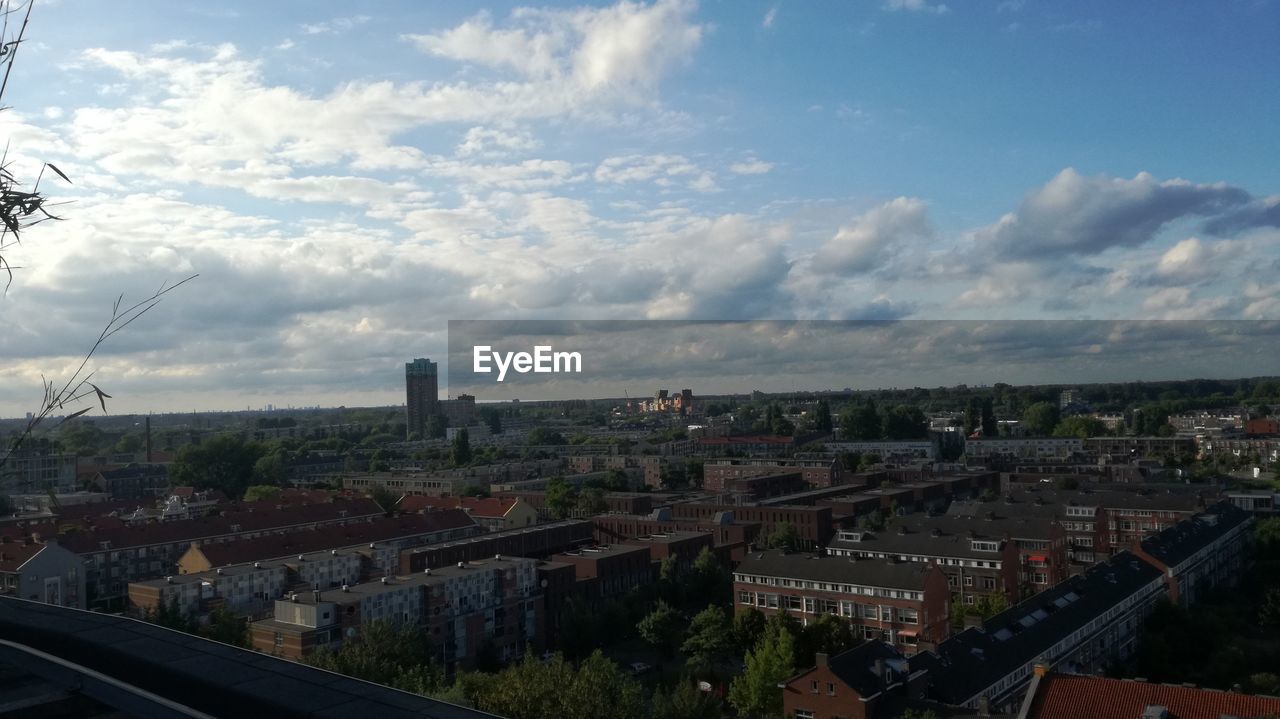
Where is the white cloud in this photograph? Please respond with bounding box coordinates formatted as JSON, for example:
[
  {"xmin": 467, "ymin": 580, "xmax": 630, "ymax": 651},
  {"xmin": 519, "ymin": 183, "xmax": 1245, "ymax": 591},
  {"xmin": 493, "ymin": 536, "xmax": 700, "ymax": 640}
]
[
  {"xmin": 456, "ymin": 126, "xmax": 541, "ymax": 158},
  {"xmin": 762, "ymin": 7, "xmax": 777, "ymax": 28},
  {"xmin": 300, "ymin": 16, "xmax": 371, "ymax": 36},
  {"xmin": 812, "ymin": 197, "xmax": 931, "ymax": 274},
  {"xmin": 884, "ymin": 0, "xmax": 950, "ymax": 15},
  {"xmin": 729, "ymin": 159, "xmax": 773, "ymax": 175}
]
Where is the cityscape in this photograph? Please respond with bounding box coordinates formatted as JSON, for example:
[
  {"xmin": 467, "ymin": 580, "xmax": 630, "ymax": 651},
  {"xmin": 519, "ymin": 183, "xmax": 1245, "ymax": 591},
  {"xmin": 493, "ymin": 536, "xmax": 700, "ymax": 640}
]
[{"xmin": 1, "ymin": 1, "xmax": 1279, "ymax": 719}]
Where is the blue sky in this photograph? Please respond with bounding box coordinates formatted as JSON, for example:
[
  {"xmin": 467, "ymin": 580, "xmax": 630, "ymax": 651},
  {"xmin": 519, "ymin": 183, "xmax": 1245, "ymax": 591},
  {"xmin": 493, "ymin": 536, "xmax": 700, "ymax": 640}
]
[{"xmin": 1, "ymin": 0, "xmax": 1277, "ymax": 413}]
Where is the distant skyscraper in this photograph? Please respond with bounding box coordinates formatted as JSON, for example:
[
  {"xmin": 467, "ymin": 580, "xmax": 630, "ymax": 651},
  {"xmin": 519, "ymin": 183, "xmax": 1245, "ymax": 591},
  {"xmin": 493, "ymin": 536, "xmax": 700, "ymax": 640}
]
[{"xmin": 405, "ymin": 358, "xmax": 439, "ymax": 439}]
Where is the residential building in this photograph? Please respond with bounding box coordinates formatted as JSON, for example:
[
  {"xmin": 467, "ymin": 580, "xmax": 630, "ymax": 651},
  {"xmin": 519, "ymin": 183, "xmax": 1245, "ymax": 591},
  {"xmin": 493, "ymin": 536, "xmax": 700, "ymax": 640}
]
[
  {"xmin": 782, "ymin": 642, "xmax": 922, "ymax": 719},
  {"xmin": 622, "ymin": 531, "xmax": 713, "ymax": 572},
  {"xmin": 397, "ymin": 495, "xmax": 538, "ymax": 531},
  {"xmin": 826, "ymin": 523, "xmax": 1021, "ymax": 607},
  {"xmin": 734, "ymin": 551, "xmax": 950, "ymax": 655},
  {"xmin": 250, "ymin": 556, "xmax": 543, "ymax": 673},
  {"xmin": 964, "ymin": 438, "xmax": 1083, "ymax": 461},
  {"xmin": 399, "ymin": 519, "xmax": 593, "ymax": 573},
  {"xmin": 592, "ymin": 508, "xmax": 761, "ymax": 562},
  {"xmin": 912, "ymin": 550, "xmax": 1166, "ymax": 713},
  {"xmin": 704, "ymin": 457, "xmax": 845, "ymax": 490},
  {"xmin": 553, "ymin": 544, "xmax": 653, "ymax": 600},
  {"xmin": 0, "ymin": 538, "xmax": 86, "ymax": 609},
  {"xmin": 405, "ymin": 357, "xmax": 440, "ymax": 440},
  {"xmin": 666, "ymin": 503, "xmax": 834, "ymax": 550},
  {"xmin": 1017, "ymin": 670, "xmax": 1280, "ymax": 719},
  {"xmin": 1130, "ymin": 502, "xmax": 1252, "ymax": 605},
  {"xmin": 176, "ymin": 510, "xmax": 480, "ymax": 576}
]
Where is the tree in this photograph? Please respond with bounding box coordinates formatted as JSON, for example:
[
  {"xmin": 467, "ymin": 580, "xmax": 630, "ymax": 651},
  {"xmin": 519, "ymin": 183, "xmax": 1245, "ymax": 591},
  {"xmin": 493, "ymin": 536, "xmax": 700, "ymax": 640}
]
[
  {"xmin": 471, "ymin": 650, "xmax": 646, "ymax": 719},
  {"xmin": 575, "ymin": 486, "xmax": 608, "ymax": 516},
  {"xmin": 451, "ymin": 428, "xmax": 472, "ymax": 466},
  {"xmin": 637, "ymin": 600, "xmax": 685, "ymax": 660},
  {"xmin": 251, "ymin": 450, "xmax": 288, "ymax": 486},
  {"xmin": 764, "ymin": 522, "xmax": 801, "ymax": 552},
  {"xmin": 306, "ymin": 621, "xmax": 441, "ymax": 694},
  {"xmin": 460, "ymin": 484, "xmax": 489, "ymax": 498},
  {"xmin": 370, "ymin": 484, "xmax": 399, "ymax": 514},
  {"xmin": 424, "ymin": 414, "xmax": 448, "ymax": 440},
  {"xmin": 526, "ymin": 427, "xmax": 567, "ymax": 446},
  {"xmin": 242, "ymin": 484, "xmax": 283, "ymax": 502},
  {"xmin": 733, "ymin": 607, "xmax": 768, "ymax": 653},
  {"xmin": 812, "ymin": 400, "xmax": 833, "ymax": 434},
  {"xmin": 798, "ymin": 613, "xmax": 858, "ymax": 667},
  {"xmin": 368, "ymin": 449, "xmax": 390, "ymax": 472},
  {"xmin": 1022, "ymin": 402, "xmax": 1061, "ymax": 436},
  {"xmin": 481, "ymin": 408, "xmax": 503, "ymax": 435},
  {"xmin": 685, "ymin": 546, "xmax": 731, "ymax": 607},
  {"xmin": 980, "ymin": 397, "xmax": 997, "ymax": 437},
  {"xmin": 881, "ymin": 404, "xmax": 928, "ymax": 440},
  {"xmin": 170, "ymin": 435, "xmax": 266, "ymax": 498},
  {"xmin": 200, "ymin": 605, "xmax": 248, "ymax": 647},
  {"xmin": 544, "ymin": 476, "xmax": 577, "ymax": 519},
  {"xmin": 146, "ymin": 597, "xmax": 196, "ymax": 633},
  {"xmin": 652, "ymin": 680, "xmax": 722, "ymax": 719},
  {"xmin": 728, "ymin": 622, "xmax": 795, "ymax": 718},
  {"xmin": 964, "ymin": 397, "xmax": 981, "ymax": 435},
  {"xmin": 840, "ymin": 399, "xmax": 881, "ymax": 441},
  {"xmin": 1053, "ymin": 415, "xmax": 1107, "ymax": 439},
  {"xmin": 681, "ymin": 605, "xmax": 735, "ymax": 677}
]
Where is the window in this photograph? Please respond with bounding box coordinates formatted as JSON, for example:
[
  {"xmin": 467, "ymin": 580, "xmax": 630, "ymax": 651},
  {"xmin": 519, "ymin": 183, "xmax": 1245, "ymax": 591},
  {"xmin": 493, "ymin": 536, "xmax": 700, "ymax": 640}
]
[
  {"xmin": 964, "ymin": 576, "xmax": 974, "ymax": 587},
  {"xmin": 810, "ymin": 680, "xmax": 819, "ymax": 694},
  {"xmin": 827, "ymin": 683, "xmax": 836, "ymax": 696},
  {"xmin": 795, "ymin": 711, "xmax": 814, "ymax": 719},
  {"xmin": 899, "ymin": 609, "xmax": 919, "ymax": 624},
  {"xmin": 273, "ymin": 632, "xmax": 283, "ymax": 648}
]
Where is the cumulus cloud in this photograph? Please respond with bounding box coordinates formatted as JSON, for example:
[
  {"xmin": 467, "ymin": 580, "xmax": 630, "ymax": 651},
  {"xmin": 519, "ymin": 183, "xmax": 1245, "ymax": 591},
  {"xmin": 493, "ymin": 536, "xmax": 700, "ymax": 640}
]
[
  {"xmin": 811, "ymin": 197, "xmax": 932, "ymax": 274},
  {"xmin": 972, "ymin": 168, "xmax": 1251, "ymax": 259}
]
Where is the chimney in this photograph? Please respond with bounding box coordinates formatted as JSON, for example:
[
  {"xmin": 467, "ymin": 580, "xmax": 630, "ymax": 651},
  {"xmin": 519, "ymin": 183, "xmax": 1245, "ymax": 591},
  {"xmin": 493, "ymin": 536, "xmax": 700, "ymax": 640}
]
[
  {"xmin": 1033, "ymin": 663, "xmax": 1050, "ymax": 678},
  {"xmin": 977, "ymin": 696, "xmax": 991, "ymax": 716},
  {"xmin": 814, "ymin": 652, "xmax": 828, "ymax": 668},
  {"xmin": 874, "ymin": 659, "xmax": 887, "ymax": 687}
]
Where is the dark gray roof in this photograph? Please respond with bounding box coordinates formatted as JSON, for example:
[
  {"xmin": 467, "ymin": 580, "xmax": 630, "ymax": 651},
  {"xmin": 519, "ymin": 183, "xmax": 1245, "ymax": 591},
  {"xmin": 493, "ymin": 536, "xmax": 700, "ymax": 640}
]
[
  {"xmin": 736, "ymin": 550, "xmax": 934, "ymax": 590},
  {"xmin": 1138, "ymin": 501, "xmax": 1252, "ymax": 568},
  {"xmin": 0, "ymin": 596, "xmax": 495, "ymax": 719},
  {"xmin": 824, "ymin": 641, "xmax": 910, "ymax": 696},
  {"xmin": 907, "ymin": 512, "xmax": 1056, "ymax": 541},
  {"xmin": 912, "ymin": 550, "xmax": 1162, "ymax": 706},
  {"xmin": 829, "ymin": 526, "xmax": 1009, "ymax": 561}
]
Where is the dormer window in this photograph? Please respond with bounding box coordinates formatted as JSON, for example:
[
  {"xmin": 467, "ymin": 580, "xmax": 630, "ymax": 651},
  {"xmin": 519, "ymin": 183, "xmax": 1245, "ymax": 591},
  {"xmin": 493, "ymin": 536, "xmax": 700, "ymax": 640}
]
[{"xmin": 971, "ymin": 540, "xmax": 999, "ymax": 552}]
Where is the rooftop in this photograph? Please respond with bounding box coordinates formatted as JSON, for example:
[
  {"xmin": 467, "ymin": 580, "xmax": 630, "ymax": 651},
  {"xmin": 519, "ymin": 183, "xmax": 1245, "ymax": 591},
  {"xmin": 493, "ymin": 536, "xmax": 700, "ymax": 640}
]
[
  {"xmin": 1024, "ymin": 672, "xmax": 1280, "ymax": 719},
  {"xmin": 736, "ymin": 550, "xmax": 937, "ymax": 591}
]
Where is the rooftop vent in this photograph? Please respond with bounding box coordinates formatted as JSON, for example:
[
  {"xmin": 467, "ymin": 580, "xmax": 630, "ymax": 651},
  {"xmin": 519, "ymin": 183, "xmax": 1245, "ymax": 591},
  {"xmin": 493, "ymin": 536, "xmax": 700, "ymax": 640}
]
[
  {"xmin": 331, "ymin": 549, "xmax": 337, "ymax": 555},
  {"xmin": 341, "ymin": 584, "xmax": 349, "ymax": 592},
  {"xmin": 253, "ymin": 562, "xmax": 261, "ymax": 569},
  {"xmin": 424, "ymin": 568, "xmax": 431, "ymax": 575},
  {"xmin": 298, "ymin": 554, "xmax": 305, "ymax": 561},
  {"xmin": 165, "ymin": 576, "xmax": 173, "ymax": 584},
  {"xmin": 458, "ymin": 561, "xmax": 466, "ymax": 568},
  {"xmin": 380, "ymin": 577, "xmax": 388, "ymax": 584},
  {"xmin": 215, "ymin": 568, "xmax": 223, "ymax": 575},
  {"xmin": 494, "ymin": 554, "xmax": 502, "ymax": 561}
]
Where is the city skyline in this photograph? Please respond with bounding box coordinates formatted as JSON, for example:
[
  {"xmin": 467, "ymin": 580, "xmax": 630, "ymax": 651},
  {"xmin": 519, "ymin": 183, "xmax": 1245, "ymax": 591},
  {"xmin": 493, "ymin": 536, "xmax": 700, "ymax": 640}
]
[{"xmin": 1, "ymin": 1, "xmax": 1277, "ymax": 414}]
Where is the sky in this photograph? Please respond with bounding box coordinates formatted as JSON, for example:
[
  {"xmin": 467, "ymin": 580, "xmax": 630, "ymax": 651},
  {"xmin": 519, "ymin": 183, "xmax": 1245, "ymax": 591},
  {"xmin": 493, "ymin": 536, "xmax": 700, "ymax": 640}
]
[{"xmin": 0, "ymin": 0, "xmax": 1277, "ymax": 414}]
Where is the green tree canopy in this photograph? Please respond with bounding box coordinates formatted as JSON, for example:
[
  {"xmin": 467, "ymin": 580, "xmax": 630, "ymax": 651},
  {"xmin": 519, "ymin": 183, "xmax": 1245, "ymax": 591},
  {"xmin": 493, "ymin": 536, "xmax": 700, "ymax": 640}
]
[
  {"xmin": 728, "ymin": 621, "xmax": 795, "ymax": 718},
  {"xmin": 637, "ymin": 600, "xmax": 686, "ymax": 660},
  {"xmin": 652, "ymin": 679, "xmax": 722, "ymax": 719},
  {"xmin": 1022, "ymin": 401, "xmax": 1062, "ymax": 436},
  {"xmin": 170, "ymin": 435, "xmax": 266, "ymax": 497},
  {"xmin": 680, "ymin": 605, "xmax": 736, "ymax": 678}
]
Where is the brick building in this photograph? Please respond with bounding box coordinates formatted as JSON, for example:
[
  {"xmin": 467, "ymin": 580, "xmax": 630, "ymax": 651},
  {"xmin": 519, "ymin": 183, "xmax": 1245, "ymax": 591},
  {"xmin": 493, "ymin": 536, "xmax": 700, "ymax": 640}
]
[
  {"xmin": 826, "ymin": 524, "xmax": 1021, "ymax": 607},
  {"xmin": 704, "ymin": 457, "xmax": 845, "ymax": 490},
  {"xmin": 734, "ymin": 551, "xmax": 950, "ymax": 655},
  {"xmin": 666, "ymin": 503, "xmax": 834, "ymax": 550}
]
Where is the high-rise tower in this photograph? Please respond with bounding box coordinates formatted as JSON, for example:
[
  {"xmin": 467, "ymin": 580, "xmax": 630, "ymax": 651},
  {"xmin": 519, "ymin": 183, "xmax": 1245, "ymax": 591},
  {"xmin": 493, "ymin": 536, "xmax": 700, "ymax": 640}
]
[{"xmin": 405, "ymin": 358, "xmax": 439, "ymax": 439}]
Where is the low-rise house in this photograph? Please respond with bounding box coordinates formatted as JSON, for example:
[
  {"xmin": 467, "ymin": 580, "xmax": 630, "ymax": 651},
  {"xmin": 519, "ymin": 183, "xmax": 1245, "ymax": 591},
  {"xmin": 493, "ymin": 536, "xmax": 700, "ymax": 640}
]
[
  {"xmin": 1017, "ymin": 670, "xmax": 1280, "ymax": 719},
  {"xmin": 0, "ymin": 537, "xmax": 86, "ymax": 609},
  {"xmin": 397, "ymin": 495, "xmax": 538, "ymax": 531}
]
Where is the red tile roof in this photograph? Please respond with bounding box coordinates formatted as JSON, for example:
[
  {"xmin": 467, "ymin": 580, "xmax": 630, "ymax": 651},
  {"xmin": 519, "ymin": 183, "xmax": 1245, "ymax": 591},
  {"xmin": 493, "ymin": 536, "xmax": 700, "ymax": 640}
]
[
  {"xmin": 0, "ymin": 540, "xmax": 45, "ymax": 572},
  {"xmin": 188, "ymin": 509, "xmax": 477, "ymax": 567},
  {"xmin": 54, "ymin": 498, "xmax": 384, "ymax": 553},
  {"xmin": 1027, "ymin": 673, "xmax": 1280, "ymax": 719},
  {"xmin": 397, "ymin": 495, "xmax": 516, "ymax": 518}
]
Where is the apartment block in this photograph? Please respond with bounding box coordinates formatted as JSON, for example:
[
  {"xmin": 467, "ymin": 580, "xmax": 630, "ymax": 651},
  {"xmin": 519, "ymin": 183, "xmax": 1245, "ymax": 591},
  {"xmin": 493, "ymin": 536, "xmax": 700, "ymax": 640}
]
[
  {"xmin": 251, "ymin": 556, "xmax": 542, "ymax": 673},
  {"xmin": 734, "ymin": 551, "xmax": 950, "ymax": 655}
]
